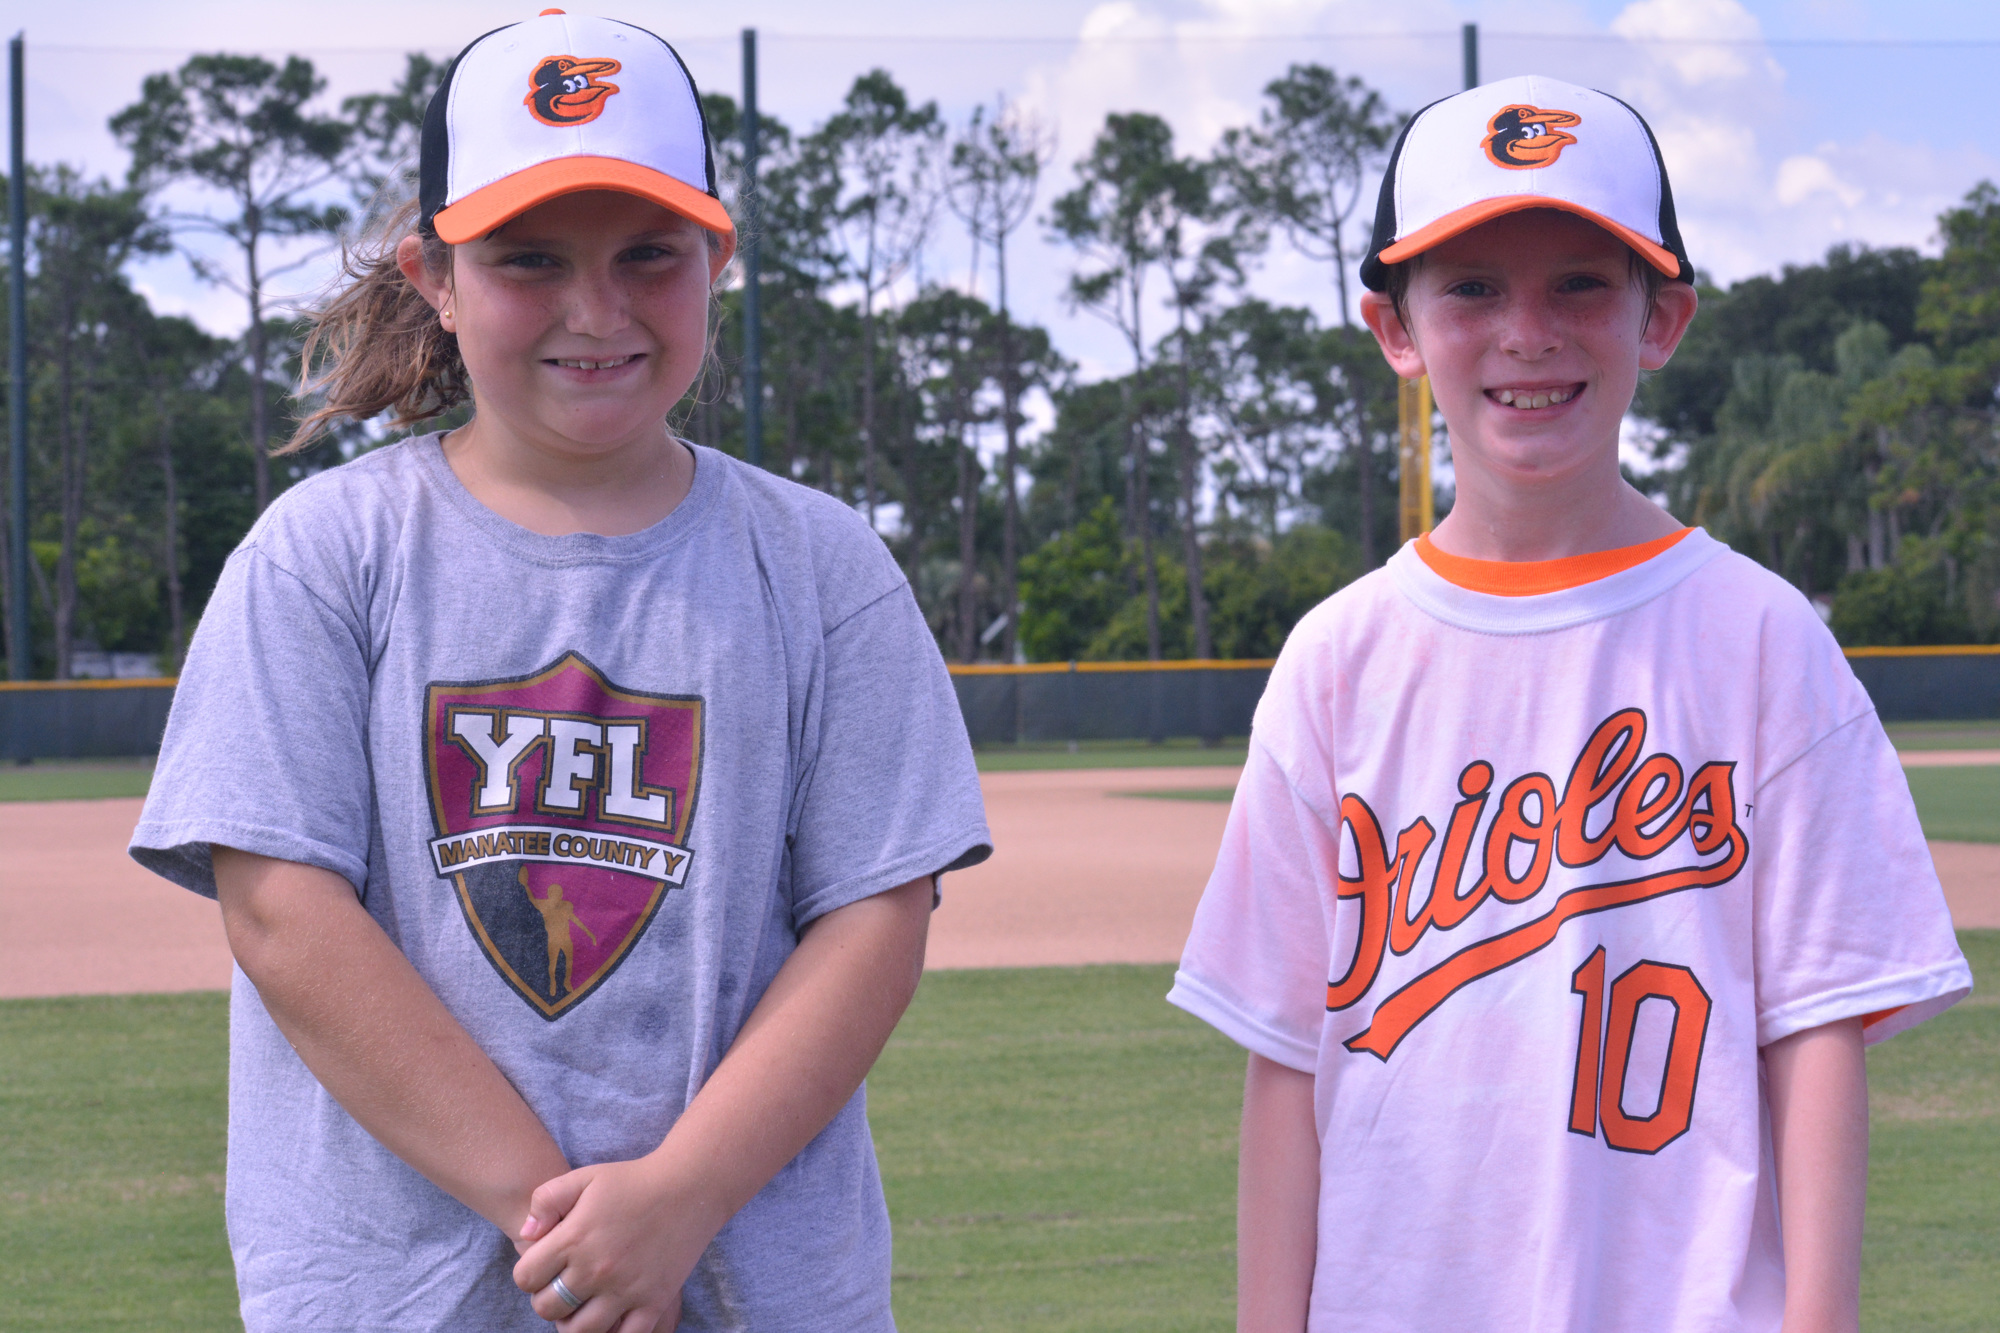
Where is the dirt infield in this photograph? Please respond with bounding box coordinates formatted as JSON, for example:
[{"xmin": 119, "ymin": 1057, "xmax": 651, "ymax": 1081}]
[
  {"xmin": 928, "ymin": 767, "xmax": 1235, "ymax": 969},
  {"xmin": 1900, "ymin": 749, "xmax": 2000, "ymax": 767},
  {"xmin": 3, "ymin": 767, "xmax": 1996, "ymax": 999},
  {"xmin": 1, "ymin": 798, "xmax": 232, "ymax": 998}
]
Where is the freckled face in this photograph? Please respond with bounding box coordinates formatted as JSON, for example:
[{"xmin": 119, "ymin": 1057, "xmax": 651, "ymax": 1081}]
[
  {"xmin": 1395, "ymin": 210, "xmax": 1669, "ymax": 488},
  {"xmin": 443, "ymin": 190, "xmax": 719, "ymax": 459}
]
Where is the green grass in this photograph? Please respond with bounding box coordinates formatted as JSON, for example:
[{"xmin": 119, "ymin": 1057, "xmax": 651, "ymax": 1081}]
[
  {"xmin": 1863, "ymin": 930, "xmax": 2000, "ymax": 1331},
  {"xmin": 3, "ymin": 943, "xmax": 1994, "ymax": 1330},
  {"xmin": 1884, "ymin": 721, "xmax": 2000, "ymax": 752},
  {"xmin": 975, "ymin": 740, "xmax": 1248, "ymax": 772},
  {"xmin": 1107, "ymin": 765, "xmax": 2000, "ymax": 851},
  {"xmin": 11, "ymin": 748, "xmax": 1257, "ymax": 788},
  {"xmin": 0, "ymin": 725, "xmax": 1989, "ymax": 793},
  {"xmin": 1, "ymin": 746, "xmax": 1243, "ymax": 793},
  {"xmin": 0, "ymin": 992, "xmax": 235, "ymax": 1329},
  {"xmin": 1904, "ymin": 766, "xmax": 2000, "ymax": 843},
  {"xmin": 875, "ymin": 966, "xmax": 1241, "ymax": 1331},
  {"xmin": 0, "ymin": 758, "xmax": 154, "ymax": 802},
  {"xmin": 965, "ymin": 722, "xmax": 2000, "ymax": 769}
]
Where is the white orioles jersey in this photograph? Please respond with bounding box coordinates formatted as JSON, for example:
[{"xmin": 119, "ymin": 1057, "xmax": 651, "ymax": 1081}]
[{"xmin": 1169, "ymin": 527, "xmax": 1971, "ymax": 1333}]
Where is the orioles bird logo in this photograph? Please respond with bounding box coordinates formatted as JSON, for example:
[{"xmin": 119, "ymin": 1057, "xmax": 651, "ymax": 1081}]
[
  {"xmin": 1482, "ymin": 104, "xmax": 1582, "ymax": 170},
  {"xmin": 525, "ymin": 55, "xmax": 622, "ymax": 127}
]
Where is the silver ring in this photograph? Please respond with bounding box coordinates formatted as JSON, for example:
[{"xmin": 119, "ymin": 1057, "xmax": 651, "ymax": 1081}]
[{"xmin": 549, "ymin": 1274, "xmax": 583, "ymax": 1313}]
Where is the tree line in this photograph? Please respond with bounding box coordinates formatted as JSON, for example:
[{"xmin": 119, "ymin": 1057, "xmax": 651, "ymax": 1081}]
[
  {"xmin": 688, "ymin": 61, "xmax": 1406, "ymax": 665},
  {"xmin": 1641, "ymin": 189, "xmax": 2000, "ymax": 646},
  {"xmin": 2, "ymin": 52, "xmax": 1996, "ymax": 680}
]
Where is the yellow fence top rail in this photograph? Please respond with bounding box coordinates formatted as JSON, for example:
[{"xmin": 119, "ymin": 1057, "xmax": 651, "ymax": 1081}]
[
  {"xmin": 948, "ymin": 659, "xmax": 1278, "ymax": 676},
  {"xmin": 0, "ymin": 676, "xmax": 180, "ymax": 692},
  {"xmin": 949, "ymin": 648, "xmax": 1999, "ymax": 673}
]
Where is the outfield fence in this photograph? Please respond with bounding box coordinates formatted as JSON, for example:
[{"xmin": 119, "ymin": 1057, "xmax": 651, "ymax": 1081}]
[
  {"xmin": 948, "ymin": 660, "xmax": 1274, "ymax": 747},
  {"xmin": 4, "ymin": 647, "xmax": 2000, "ymax": 760},
  {"xmin": 1841, "ymin": 646, "xmax": 2000, "ymax": 722},
  {"xmin": 1, "ymin": 678, "xmax": 178, "ymax": 762}
]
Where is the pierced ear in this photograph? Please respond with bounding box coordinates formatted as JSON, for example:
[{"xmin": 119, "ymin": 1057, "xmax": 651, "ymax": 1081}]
[{"xmin": 395, "ymin": 233, "xmax": 455, "ymax": 329}]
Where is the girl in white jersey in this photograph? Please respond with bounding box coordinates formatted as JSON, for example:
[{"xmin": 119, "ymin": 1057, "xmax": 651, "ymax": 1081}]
[
  {"xmin": 130, "ymin": 12, "xmax": 989, "ymax": 1332},
  {"xmin": 1168, "ymin": 75, "xmax": 1970, "ymax": 1333}
]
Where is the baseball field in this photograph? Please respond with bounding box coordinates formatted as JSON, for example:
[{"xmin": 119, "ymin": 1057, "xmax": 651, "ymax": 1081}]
[{"xmin": 1, "ymin": 740, "xmax": 1995, "ymax": 1330}]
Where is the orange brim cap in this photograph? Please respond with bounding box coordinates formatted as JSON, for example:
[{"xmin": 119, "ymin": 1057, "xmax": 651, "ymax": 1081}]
[
  {"xmin": 1378, "ymin": 195, "xmax": 1678, "ymax": 277},
  {"xmin": 433, "ymin": 155, "xmax": 737, "ymax": 263},
  {"xmin": 1358, "ymin": 76, "xmax": 1693, "ymax": 292}
]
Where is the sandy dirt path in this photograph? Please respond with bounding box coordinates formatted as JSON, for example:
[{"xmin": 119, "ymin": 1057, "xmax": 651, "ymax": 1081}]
[
  {"xmin": 1, "ymin": 798, "xmax": 233, "ymax": 998},
  {"xmin": 3, "ymin": 769, "xmax": 1995, "ymax": 999},
  {"xmin": 927, "ymin": 767, "xmax": 1236, "ymax": 969},
  {"xmin": 1899, "ymin": 749, "xmax": 2000, "ymax": 767}
]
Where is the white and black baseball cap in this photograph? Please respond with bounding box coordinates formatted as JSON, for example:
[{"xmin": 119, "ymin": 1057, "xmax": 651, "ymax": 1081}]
[
  {"xmin": 419, "ymin": 8, "xmax": 734, "ymax": 260},
  {"xmin": 1359, "ymin": 74, "xmax": 1691, "ymax": 290}
]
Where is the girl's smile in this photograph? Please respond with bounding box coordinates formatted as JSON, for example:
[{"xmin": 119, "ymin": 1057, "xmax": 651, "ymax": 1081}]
[
  {"xmin": 448, "ymin": 190, "xmax": 718, "ymax": 449},
  {"xmin": 550, "ymin": 354, "xmax": 645, "ymax": 373},
  {"xmin": 397, "ymin": 188, "xmax": 730, "ymax": 537}
]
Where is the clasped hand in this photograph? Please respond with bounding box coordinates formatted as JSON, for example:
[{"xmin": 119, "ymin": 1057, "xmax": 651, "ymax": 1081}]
[{"xmin": 512, "ymin": 1153, "xmax": 722, "ymax": 1332}]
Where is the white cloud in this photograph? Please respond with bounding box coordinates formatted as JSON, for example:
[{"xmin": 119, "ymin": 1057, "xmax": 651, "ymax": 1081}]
[
  {"xmin": 1774, "ymin": 154, "xmax": 1864, "ymax": 208},
  {"xmin": 1078, "ymin": 2, "xmax": 1151, "ymax": 42},
  {"xmin": 128, "ymin": 265, "xmax": 251, "ymax": 335},
  {"xmin": 1650, "ymin": 115, "xmax": 1770, "ymax": 209},
  {"xmin": 1585, "ymin": 0, "xmax": 1997, "ymax": 282},
  {"xmin": 1597, "ymin": 0, "xmax": 1999, "ymax": 285},
  {"xmin": 17, "ymin": 0, "xmax": 2000, "ymax": 356},
  {"xmin": 1605, "ymin": 0, "xmax": 1784, "ymax": 208},
  {"xmin": 1610, "ymin": 0, "xmax": 1776, "ymax": 86}
]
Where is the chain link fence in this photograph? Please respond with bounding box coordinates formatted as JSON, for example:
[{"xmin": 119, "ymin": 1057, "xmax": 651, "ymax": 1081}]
[{"xmin": 5, "ymin": 650, "xmax": 1998, "ymax": 761}]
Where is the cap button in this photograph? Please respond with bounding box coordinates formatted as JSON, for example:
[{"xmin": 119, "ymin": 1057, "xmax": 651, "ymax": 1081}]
[{"xmin": 539, "ymin": 7, "xmax": 565, "ymax": 13}]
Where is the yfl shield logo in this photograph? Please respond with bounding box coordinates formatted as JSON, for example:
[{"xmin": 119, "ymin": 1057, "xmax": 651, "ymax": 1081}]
[{"xmin": 424, "ymin": 653, "xmax": 703, "ymax": 1019}]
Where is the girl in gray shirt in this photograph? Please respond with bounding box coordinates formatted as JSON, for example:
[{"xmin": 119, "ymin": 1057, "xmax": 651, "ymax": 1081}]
[{"xmin": 131, "ymin": 13, "xmax": 989, "ymax": 1331}]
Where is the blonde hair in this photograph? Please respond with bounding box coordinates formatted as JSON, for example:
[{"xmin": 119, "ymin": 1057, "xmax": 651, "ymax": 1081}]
[{"xmin": 284, "ymin": 199, "xmax": 469, "ymax": 454}]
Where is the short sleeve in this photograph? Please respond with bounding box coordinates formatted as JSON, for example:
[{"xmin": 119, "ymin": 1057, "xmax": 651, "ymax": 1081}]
[
  {"xmin": 1168, "ymin": 737, "xmax": 1335, "ymax": 1072},
  {"xmin": 1751, "ymin": 713, "xmax": 1973, "ymax": 1046},
  {"xmin": 784, "ymin": 581, "xmax": 991, "ymax": 928},
  {"xmin": 129, "ymin": 546, "xmax": 374, "ymax": 898}
]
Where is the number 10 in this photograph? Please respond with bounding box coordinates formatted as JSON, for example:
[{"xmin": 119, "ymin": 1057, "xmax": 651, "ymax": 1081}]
[{"xmin": 1569, "ymin": 946, "xmax": 1712, "ymax": 1153}]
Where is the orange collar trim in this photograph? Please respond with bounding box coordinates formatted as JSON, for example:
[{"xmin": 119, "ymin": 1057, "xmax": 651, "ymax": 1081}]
[{"xmin": 1414, "ymin": 528, "xmax": 1694, "ymax": 596}]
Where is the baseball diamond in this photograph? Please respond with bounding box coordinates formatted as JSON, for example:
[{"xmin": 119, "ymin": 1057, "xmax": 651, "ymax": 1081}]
[{"xmin": 2, "ymin": 762, "xmax": 1994, "ymax": 1000}]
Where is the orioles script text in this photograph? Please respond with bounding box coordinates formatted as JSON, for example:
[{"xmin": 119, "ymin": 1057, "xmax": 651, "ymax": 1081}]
[{"xmin": 1331, "ymin": 708, "xmax": 1748, "ymax": 1059}]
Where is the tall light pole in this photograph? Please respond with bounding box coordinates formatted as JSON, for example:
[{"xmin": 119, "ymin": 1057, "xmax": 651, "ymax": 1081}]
[
  {"xmin": 1397, "ymin": 26, "xmax": 1476, "ymax": 546},
  {"xmin": 740, "ymin": 28, "xmax": 762, "ymax": 470},
  {"xmin": 8, "ymin": 33, "xmax": 28, "ymax": 681}
]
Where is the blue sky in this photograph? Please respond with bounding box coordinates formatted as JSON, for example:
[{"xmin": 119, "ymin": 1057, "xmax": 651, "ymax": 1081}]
[{"xmin": 8, "ymin": 0, "xmax": 2000, "ymax": 379}]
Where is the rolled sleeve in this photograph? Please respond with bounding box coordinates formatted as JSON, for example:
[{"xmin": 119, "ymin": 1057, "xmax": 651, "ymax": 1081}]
[
  {"xmin": 785, "ymin": 582, "xmax": 991, "ymax": 928},
  {"xmin": 129, "ymin": 547, "xmax": 374, "ymax": 899}
]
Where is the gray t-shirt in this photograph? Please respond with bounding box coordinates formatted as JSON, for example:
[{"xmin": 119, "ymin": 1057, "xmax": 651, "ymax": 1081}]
[{"xmin": 131, "ymin": 437, "xmax": 990, "ymax": 1332}]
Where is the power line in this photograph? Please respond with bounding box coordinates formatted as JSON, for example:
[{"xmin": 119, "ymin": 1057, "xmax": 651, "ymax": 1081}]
[
  {"xmin": 29, "ymin": 32, "xmax": 2000, "ymax": 57},
  {"xmin": 35, "ymin": 45, "xmax": 463, "ymax": 57},
  {"xmin": 736, "ymin": 33, "xmax": 2000, "ymax": 49}
]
